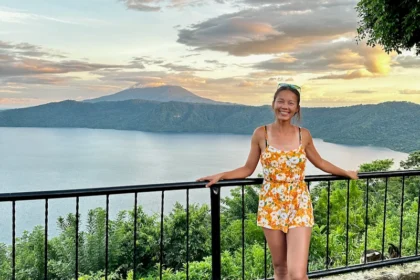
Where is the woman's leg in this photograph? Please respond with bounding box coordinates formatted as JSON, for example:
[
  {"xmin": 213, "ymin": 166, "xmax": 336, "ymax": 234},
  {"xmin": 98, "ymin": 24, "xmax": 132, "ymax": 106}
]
[
  {"xmin": 286, "ymin": 227, "xmax": 312, "ymax": 280},
  {"xmin": 263, "ymin": 228, "xmax": 289, "ymax": 280}
]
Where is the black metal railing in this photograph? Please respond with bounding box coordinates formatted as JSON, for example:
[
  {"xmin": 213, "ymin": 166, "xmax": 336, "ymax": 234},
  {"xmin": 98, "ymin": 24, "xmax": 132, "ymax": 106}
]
[
  {"xmin": 305, "ymin": 170, "xmax": 420, "ymax": 278},
  {"xmin": 1, "ymin": 170, "xmax": 420, "ymax": 280}
]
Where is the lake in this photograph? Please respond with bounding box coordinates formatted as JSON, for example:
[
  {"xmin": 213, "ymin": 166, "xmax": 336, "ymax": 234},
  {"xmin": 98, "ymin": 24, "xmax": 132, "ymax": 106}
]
[{"xmin": 0, "ymin": 127, "xmax": 408, "ymax": 243}]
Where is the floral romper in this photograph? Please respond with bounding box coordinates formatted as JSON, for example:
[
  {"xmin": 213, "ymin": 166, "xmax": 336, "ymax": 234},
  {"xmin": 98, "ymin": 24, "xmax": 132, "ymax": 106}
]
[{"xmin": 257, "ymin": 125, "xmax": 314, "ymax": 232}]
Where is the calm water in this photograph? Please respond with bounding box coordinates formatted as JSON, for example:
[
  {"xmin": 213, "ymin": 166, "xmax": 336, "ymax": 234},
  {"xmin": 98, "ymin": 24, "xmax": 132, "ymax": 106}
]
[{"xmin": 0, "ymin": 127, "xmax": 408, "ymax": 243}]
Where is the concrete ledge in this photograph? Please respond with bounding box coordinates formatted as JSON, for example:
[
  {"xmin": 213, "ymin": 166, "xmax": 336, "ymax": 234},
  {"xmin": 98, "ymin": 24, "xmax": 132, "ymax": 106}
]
[{"xmin": 317, "ymin": 262, "xmax": 420, "ymax": 280}]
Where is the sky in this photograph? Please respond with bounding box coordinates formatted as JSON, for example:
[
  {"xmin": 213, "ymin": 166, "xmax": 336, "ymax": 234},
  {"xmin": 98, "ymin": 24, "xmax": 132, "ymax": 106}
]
[{"xmin": 1, "ymin": 0, "xmax": 420, "ymax": 108}]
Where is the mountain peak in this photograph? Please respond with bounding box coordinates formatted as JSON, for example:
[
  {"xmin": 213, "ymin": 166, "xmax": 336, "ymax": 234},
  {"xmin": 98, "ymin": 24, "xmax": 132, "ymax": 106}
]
[{"xmin": 84, "ymin": 85, "xmax": 230, "ymax": 105}]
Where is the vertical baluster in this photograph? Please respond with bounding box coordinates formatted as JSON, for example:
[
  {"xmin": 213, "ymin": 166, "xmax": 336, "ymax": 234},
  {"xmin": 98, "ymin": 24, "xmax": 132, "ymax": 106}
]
[
  {"xmin": 160, "ymin": 191, "xmax": 165, "ymax": 279},
  {"xmin": 75, "ymin": 196, "xmax": 79, "ymax": 280},
  {"xmin": 416, "ymin": 176, "xmax": 420, "ymax": 255},
  {"xmin": 326, "ymin": 180, "xmax": 331, "ymax": 269},
  {"xmin": 242, "ymin": 185, "xmax": 245, "ymax": 280},
  {"xmin": 133, "ymin": 192, "xmax": 138, "ymax": 279},
  {"xmin": 210, "ymin": 187, "xmax": 221, "ymax": 280},
  {"xmin": 44, "ymin": 199, "xmax": 48, "ymax": 280},
  {"xmin": 12, "ymin": 200, "xmax": 16, "ymax": 280},
  {"xmin": 105, "ymin": 194, "xmax": 109, "ymax": 280},
  {"xmin": 186, "ymin": 188, "xmax": 190, "ymax": 280},
  {"xmin": 307, "ymin": 181, "xmax": 311, "ymax": 273},
  {"xmin": 264, "ymin": 238, "xmax": 267, "ymax": 279},
  {"xmin": 399, "ymin": 176, "xmax": 405, "ymax": 257},
  {"xmin": 346, "ymin": 180, "xmax": 350, "ymax": 266},
  {"xmin": 364, "ymin": 179, "xmax": 369, "ymax": 264},
  {"xmin": 382, "ymin": 177, "xmax": 388, "ymax": 260}
]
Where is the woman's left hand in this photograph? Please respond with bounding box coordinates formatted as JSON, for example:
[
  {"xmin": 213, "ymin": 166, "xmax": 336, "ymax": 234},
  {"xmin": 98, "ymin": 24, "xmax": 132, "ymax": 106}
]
[{"xmin": 346, "ymin": 170, "xmax": 359, "ymax": 180}]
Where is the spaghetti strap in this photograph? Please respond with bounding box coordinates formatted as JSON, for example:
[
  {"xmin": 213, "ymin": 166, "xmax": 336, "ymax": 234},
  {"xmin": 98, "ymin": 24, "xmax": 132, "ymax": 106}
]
[
  {"xmin": 298, "ymin": 127, "xmax": 302, "ymax": 145},
  {"xmin": 264, "ymin": 125, "xmax": 268, "ymax": 148}
]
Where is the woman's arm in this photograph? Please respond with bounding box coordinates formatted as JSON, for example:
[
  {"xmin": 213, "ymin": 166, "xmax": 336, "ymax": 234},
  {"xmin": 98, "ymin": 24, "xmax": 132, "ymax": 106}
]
[
  {"xmin": 303, "ymin": 128, "xmax": 358, "ymax": 179},
  {"xmin": 197, "ymin": 126, "xmax": 264, "ymax": 187}
]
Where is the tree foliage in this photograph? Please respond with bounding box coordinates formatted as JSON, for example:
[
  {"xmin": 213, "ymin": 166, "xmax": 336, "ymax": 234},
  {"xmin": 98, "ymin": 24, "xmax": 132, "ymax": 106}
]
[{"xmin": 356, "ymin": 0, "xmax": 420, "ymax": 55}]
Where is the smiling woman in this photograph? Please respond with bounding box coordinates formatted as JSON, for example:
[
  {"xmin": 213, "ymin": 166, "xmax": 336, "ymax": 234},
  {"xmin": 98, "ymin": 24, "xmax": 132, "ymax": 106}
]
[{"xmin": 197, "ymin": 83, "xmax": 358, "ymax": 280}]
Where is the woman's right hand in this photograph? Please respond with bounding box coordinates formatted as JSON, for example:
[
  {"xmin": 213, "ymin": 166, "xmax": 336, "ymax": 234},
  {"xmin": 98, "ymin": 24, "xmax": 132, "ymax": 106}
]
[{"xmin": 196, "ymin": 173, "xmax": 224, "ymax": 188}]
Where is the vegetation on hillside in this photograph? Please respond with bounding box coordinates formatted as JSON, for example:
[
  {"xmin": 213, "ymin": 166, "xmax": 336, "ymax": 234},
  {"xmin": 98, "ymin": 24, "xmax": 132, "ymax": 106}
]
[{"xmin": 0, "ymin": 100, "xmax": 418, "ymax": 153}]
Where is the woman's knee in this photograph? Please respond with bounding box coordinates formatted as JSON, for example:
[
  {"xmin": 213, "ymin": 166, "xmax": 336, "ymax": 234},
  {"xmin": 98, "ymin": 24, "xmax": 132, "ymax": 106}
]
[
  {"xmin": 272, "ymin": 261, "xmax": 288, "ymax": 276},
  {"xmin": 288, "ymin": 268, "xmax": 307, "ymax": 280}
]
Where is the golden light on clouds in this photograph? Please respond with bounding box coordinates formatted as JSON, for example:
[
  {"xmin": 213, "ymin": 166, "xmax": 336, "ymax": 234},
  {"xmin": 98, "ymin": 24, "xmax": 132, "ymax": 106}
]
[
  {"xmin": 0, "ymin": 1, "xmax": 419, "ymax": 107},
  {"xmin": 330, "ymin": 49, "xmax": 363, "ymax": 70},
  {"xmin": 237, "ymin": 81, "xmax": 255, "ymax": 87},
  {"xmin": 400, "ymin": 89, "xmax": 420, "ymax": 95},
  {"xmin": 272, "ymin": 54, "xmax": 298, "ymax": 64},
  {"xmin": 360, "ymin": 46, "xmax": 394, "ymax": 75}
]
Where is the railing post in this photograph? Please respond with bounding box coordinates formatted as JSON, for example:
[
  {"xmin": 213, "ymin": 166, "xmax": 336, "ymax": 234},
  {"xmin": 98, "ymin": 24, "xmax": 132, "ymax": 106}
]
[{"xmin": 210, "ymin": 186, "xmax": 221, "ymax": 280}]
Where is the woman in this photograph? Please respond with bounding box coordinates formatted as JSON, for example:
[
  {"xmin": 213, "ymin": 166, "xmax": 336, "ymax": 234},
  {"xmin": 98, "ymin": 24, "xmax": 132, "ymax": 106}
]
[{"xmin": 197, "ymin": 83, "xmax": 358, "ymax": 280}]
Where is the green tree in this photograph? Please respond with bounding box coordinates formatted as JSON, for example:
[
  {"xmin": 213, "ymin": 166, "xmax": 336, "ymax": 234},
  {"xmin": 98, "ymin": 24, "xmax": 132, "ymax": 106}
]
[
  {"xmin": 400, "ymin": 151, "xmax": 420, "ymax": 169},
  {"xmin": 108, "ymin": 206, "xmax": 160, "ymax": 277},
  {"xmin": 163, "ymin": 202, "xmax": 211, "ymax": 271},
  {"xmin": 15, "ymin": 226, "xmax": 46, "ymax": 280},
  {"xmin": 356, "ymin": 0, "xmax": 420, "ymax": 55},
  {"xmin": 221, "ymin": 184, "xmax": 260, "ymax": 221},
  {"xmin": 48, "ymin": 213, "xmax": 83, "ymax": 280},
  {"xmin": 0, "ymin": 243, "xmax": 11, "ymax": 279},
  {"xmin": 359, "ymin": 159, "xmax": 394, "ymax": 172}
]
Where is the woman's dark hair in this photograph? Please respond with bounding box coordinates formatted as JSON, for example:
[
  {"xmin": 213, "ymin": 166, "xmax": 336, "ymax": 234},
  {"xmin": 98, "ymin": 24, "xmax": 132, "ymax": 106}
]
[{"xmin": 273, "ymin": 85, "xmax": 301, "ymax": 122}]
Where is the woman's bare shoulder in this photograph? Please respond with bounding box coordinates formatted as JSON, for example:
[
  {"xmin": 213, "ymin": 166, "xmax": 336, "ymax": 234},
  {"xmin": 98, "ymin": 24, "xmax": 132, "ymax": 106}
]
[
  {"xmin": 299, "ymin": 126, "xmax": 311, "ymax": 135},
  {"xmin": 298, "ymin": 127, "xmax": 313, "ymax": 146},
  {"xmin": 252, "ymin": 125, "xmax": 266, "ymax": 141}
]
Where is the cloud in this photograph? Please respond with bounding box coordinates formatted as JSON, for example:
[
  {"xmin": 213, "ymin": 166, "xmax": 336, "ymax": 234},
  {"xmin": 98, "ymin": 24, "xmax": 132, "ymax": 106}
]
[
  {"xmin": 177, "ymin": 1, "xmax": 357, "ymax": 56},
  {"xmin": 119, "ymin": 0, "xmax": 161, "ymax": 12},
  {"xmin": 132, "ymin": 56, "xmax": 164, "ymax": 65},
  {"xmin": 273, "ymin": 54, "xmax": 298, "ymax": 63},
  {"xmin": 0, "ymin": 41, "xmax": 144, "ymax": 78},
  {"xmin": 394, "ymin": 56, "xmax": 420, "ymax": 68},
  {"xmin": 95, "ymin": 70, "xmax": 168, "ymax": 83},
  {"xmin": 0, "ymin": 89, "xmax": 19, "ymax": 94},
  {"xmin": 0, "ymin": 6, "xmax": 96, "ymax": 25},
  {"xmin": 119, "ymin": 0, "xmax": 212, "ymax": 12},
  {"xmin": 160, "ymin": 62, "xmax": 207, "ymax": 72},
  {"xmin": 95, "ymin": 69, "xmax": 210, "ymax": 90},
  {"xmin": 237, "ymin": 81, "xmax": 254, "ymax": 87},
  {"xmin": 313, "ymin": 69, "xmax": 374, "ymax": 80},
  {"xmin": 0, "ymin": 57, "xmax": 127, "ymax": 77},
  {"xmin": 3, "ymin": 75, "xmax": 79, "ymax": 85},
  {"xmin": 0, "ymin": 97, "xmax": 40, "ymax": 105},
  {"xmin": 237, "ymin": 0, "xmax": 355, "ymax": 9},
  {"xmin": 205, "ymin": 60, "xmax": 228, "ymax": 68},
  {"xmin": 0, "ymin": 40, "xmax": 14, "ymax": 49},
  {"xmin": 248, "ymin": 71, "xmax": 295, "ymax": 78},
  {"xmin": 399, "ymin": 89, "xmax": 420, "ymax": 95},
  {"xmin": 85, "ymin": 85, "xmax": 126, "ymax": 93},
  {"xmin": 254, "ymin": 40, "xmax": 393, "ymax": 79},
  {"xmin": 182, "ymin": 53, "xmax": 200, "ymax": 58},
  {"xmin": 0, "ymin": 40, "xmax": 67, "ymax": 58},
  {"xmin": 131, "ymin": 56, "xmax": 208, "ymax": 72}
]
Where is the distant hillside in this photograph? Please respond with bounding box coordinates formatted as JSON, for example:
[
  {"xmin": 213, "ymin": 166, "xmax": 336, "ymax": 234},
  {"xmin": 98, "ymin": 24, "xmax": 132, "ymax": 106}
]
[
  {"xmin": 84, "ymin": 85, "xmax": 230, "ymax": 105},
  {"xmin": 0, "ymin": 100, "xmax": 418, "ymax": 153}
]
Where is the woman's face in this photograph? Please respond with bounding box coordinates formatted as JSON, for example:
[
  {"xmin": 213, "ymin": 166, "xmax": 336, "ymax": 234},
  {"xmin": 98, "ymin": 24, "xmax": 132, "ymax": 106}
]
[{"xmin": 272, "ymin": 89, "xmax": 299, "ymax": 121}]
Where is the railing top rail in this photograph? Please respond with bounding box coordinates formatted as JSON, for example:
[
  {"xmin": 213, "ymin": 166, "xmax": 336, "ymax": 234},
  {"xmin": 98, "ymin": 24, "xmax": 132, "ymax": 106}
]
[{"xmin": 0, "ymin": 170, "xmax": 419, "ymax": 202}]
